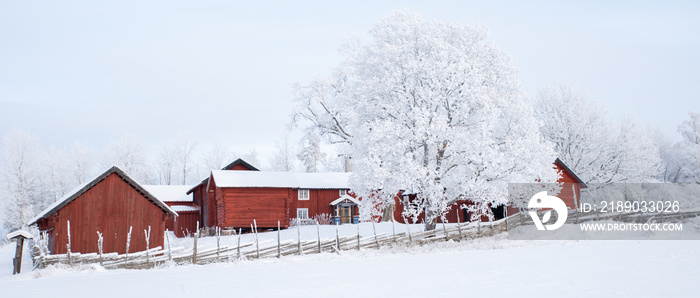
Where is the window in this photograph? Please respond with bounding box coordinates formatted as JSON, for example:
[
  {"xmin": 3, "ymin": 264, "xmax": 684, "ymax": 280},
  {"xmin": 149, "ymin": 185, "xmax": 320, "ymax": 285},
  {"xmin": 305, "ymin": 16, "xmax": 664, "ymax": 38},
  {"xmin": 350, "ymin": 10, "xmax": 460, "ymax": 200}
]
[
  {"xmin": 297, "ymin": 208, "xmax": 309, "ymax": 220},
  {"xmin": 339, "ymin": 189, "xmax": 348, "ymax": 196},
  {"xmin": 298, "ymin": 189, "xmax": 309, "ymax": 200}
]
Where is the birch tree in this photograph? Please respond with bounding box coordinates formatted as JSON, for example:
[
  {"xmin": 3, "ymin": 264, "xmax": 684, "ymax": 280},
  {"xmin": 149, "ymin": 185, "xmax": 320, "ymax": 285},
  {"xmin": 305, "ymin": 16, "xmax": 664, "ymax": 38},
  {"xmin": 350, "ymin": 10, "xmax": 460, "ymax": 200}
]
[
  {"xmin": 295, "ymin": 11, "xmax": 559, "ymax": 230},
  {"xmin": 69, "ymin": 141, "xmax": 95, "ymax": 184},
  {"xmin": 173, "ymin": 134, "xmax": 197, "ymax": 184},
  {"xmin": 271, "ymin": 134, "xmax": 298, "ymax": 172}
]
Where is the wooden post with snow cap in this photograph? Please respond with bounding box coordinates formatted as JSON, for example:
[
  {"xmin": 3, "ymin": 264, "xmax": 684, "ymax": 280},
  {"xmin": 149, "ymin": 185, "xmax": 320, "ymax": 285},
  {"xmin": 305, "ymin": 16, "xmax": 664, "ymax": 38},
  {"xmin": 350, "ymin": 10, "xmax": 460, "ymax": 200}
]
[{"xmin": 6, "ymin": 230, "xmax": 32, "ymax": 275}]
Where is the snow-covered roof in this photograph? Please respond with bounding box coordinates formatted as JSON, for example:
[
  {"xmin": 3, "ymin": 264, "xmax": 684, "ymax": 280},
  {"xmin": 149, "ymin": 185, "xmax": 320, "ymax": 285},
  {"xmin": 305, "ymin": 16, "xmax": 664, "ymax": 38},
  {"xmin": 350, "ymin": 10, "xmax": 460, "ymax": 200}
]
[
  {"xmin": 170, "ymin": 205, "xmax": 200, "ymax": 212},
  {"xmin": 330, "ymin": 195, "xmax": 361, "ymax": 206},
  {"xmin": 142, "ymin": 185, "xmax": 194, "ymax": 202},
  {"xmin": 5, "ymin": 230, "xmax": 33, "ymax": 240},
  {"xmin": 29, "ymin": 166, "xmax": 178, "ymax": 225},
  {"xmin": 211, "ymin": 171, "xmax": 350, "ymax": 189}
]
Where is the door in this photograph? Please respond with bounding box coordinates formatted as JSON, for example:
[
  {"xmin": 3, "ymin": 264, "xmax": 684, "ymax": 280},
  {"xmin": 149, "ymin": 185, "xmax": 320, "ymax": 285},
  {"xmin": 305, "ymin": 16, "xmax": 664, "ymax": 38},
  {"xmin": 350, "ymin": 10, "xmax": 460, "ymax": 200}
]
[{"xmin": 341, "ymin": 206, "xmax": 351, "ymax": 223}]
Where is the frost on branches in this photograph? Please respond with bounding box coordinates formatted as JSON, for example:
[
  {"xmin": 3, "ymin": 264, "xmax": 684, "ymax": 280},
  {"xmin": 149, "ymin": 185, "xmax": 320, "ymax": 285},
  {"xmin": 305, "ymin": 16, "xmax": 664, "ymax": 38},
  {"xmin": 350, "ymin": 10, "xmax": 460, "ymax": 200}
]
[
  {"xmin": 295, "ymin": 11, "xmax": 559, "ymax": 230},
  {"xmin": 536, "ymin": 84, "xmax": 662, "ymax": 184}
]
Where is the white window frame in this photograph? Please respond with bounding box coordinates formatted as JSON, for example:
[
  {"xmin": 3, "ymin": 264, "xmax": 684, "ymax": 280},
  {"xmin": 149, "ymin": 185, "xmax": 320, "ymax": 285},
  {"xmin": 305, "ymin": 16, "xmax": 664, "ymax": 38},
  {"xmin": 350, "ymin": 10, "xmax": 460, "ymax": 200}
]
[
  {"xmin": 339, "ymin": 189, "xmax": 347, "ymax": 196},
  {"xmin": 298, "ymin": 189, "xmax": 310, "ymax": 200},
  {"xmin": 297, "ymin": 208, "xmax": 309, "ymax": 220}
]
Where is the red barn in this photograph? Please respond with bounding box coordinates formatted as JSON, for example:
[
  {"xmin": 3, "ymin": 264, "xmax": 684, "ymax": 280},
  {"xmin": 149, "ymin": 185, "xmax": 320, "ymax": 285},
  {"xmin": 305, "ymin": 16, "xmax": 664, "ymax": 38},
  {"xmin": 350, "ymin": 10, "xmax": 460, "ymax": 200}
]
[
  {"xmin": 187, "ymin": 158, "xmax": 258, "ymax": 228},
  {"xmin": 207, "ymin": 171, "xmax": 353, "ymax": 229},
  {"xmin": 30, "ymin": 167, "xmax": 177, "ymax": 254},
  {"xmin": 393, "ymin": 158, "xmax": 587, "ymax": 224},
  {"xmin": 143, "ymin": 185, "xmax": 199, "ymax": 237}
]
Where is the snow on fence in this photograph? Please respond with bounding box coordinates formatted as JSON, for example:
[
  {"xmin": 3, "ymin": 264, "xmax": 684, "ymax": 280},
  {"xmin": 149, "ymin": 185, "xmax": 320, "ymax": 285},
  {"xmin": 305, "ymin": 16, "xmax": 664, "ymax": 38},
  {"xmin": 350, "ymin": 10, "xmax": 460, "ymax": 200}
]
[{"xmin": 30, "ymin": 207, "xmax": 700, "ymax": 270}]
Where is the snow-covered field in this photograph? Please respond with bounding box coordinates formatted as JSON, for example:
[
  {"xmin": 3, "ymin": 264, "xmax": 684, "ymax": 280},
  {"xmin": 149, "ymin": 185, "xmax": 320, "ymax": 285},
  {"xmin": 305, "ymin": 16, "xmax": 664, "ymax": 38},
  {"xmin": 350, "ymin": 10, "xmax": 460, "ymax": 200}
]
[{"xmin": 2, "ymin": 223, "xmax": 699, "ymax": 297}]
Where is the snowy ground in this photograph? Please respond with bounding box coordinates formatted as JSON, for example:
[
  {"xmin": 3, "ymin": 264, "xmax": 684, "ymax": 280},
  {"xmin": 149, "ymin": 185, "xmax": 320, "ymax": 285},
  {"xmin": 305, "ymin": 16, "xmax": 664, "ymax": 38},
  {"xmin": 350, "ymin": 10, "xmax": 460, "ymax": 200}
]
[{"xmin": 2, "ymin": 223, "xmax": 700, "ymax": 297}]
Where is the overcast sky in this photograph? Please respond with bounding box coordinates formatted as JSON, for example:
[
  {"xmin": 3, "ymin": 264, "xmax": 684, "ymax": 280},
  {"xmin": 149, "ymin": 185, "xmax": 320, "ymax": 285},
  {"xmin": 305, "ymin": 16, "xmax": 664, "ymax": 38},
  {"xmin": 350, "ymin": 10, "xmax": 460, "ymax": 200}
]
[{"xmin": 1, "ymin": 0, "xmax": 698, "ymax": 161}]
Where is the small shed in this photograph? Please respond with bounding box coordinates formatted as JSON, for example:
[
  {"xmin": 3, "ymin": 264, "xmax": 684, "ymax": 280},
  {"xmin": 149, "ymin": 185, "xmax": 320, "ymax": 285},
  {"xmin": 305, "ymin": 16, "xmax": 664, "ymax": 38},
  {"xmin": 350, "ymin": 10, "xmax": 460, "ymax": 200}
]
[
  {"xmin": 143, "ymin": 185, "xmax": 199, "ymax": 237},
  {"xmin": 29, "ymin": 166, "xmax": 177, "ymax": 254}
]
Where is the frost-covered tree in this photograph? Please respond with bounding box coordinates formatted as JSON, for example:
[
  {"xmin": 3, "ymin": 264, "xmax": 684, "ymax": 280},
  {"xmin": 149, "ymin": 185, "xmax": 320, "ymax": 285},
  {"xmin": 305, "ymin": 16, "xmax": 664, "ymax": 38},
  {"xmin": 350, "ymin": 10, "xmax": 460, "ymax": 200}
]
[
  {"xmin": 676, "ymin": 112, "xmax": 700, "ymax": 182},
  {"xmin": 201, "ymin": 142, "xmax": 234, "ymax": 170},
  {"xmin": 241, "ymin": 149, "xmax": 261, "ymax": 170},
  {"xmin": 156, "ymin": 145, "xmax": 177, "ymax": 185},
  {"xmin": 297, "ymin": 133, "xmax": 325, "ymax": 172},
  {"xmin": 0, "ymin": 129, "xmax": 47, "ymax": 230},
  {"xmin": 45, "ymin": 146, "xmax": 71, "ymax": 201},
  {"xmin": 271, "ymin": 134, "xmax": 298, "ymax": 172},
  {"xmin": 295, "ymin": 11, "xmax": 559, "ymax": 230},
  {"xmin": 104, "ymin": 134, "xmax": 151, "ymax": 183},
  {"xmin": 536, "ymin": 84, "xmax": 661, "ymax": 184},
  {"xmin": 69, "ymin": 141, "xmax": 95, "ymax": 184},
  {"xmin": 173, "ymin": 134, "xmax": 197, "ymax": 184}
]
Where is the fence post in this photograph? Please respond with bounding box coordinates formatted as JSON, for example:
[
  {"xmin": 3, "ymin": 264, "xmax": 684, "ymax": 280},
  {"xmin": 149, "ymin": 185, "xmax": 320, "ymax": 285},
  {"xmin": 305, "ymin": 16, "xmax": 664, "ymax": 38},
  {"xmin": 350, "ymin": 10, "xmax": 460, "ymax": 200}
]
[
  {"xmin": 442, "ymin": 221, "xmax": 448, "ymax": 241},
  {"xmin": 335, "ymin": 222, "xmax": 340, "ymax": 253},
  {"xmin": 67, "ymin": 220, "xmax": 72, "ymax": 267},
  {"xmin": 372, "ymin": 220, "xmax": 379, "ymax": 249},
  {"xmin": 251, "ymin": 223, "xmax": 259, "ymax": 258},
  {"xmin": 236, "ymin": 228, "xmax": 242, "ymax": 260},
  {"xmin": 317, "ymin": 221, "xmax": 322, "ymax": 253},
  {"xmin": 456, "ymin": 210, "xmax": 462, "ymax": 240},
  {"xmin": 125, "ymin": 226, "xmax": 132, "ymax": 268},
  {"xmin": 193, "ymin": 222, "xmax": 199, "ymax": 265},
  {"xmin": 403, "ymin": 215, "xmax": 412, "ymax": 243},
  {"xmin": 165, "ymin": 230, "xmax": 172, "ymax": 262},
  {"xmin": 356, "ymin": 223, "xmax": 361, "ymax": 251},
  {"xmin": 216, "ymin": 227, "xmax": 221, "ymax": 261},
  {"xmin": 97, "ymin": 231, "xmax": 103, "ymax": 266},
  {"xmin": 277, "ymin": 221, "xmax": 281, "ymax": 258},
  {"xmin": 392, "ymin": 219, "xmax": 396, "ymax": 243},
  {"xmin": 144, "ymin": 226, "xmax": 151, "ymax": 266},
  {"xmin": 297, "ymin": 223, "xmax": 303, "ymax": 255}
]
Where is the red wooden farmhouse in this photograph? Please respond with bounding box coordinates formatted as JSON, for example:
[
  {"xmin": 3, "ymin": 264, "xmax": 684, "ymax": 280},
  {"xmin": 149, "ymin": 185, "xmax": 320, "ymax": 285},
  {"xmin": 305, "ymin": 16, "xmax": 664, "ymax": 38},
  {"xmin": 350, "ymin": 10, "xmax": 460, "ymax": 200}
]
[
  {"xmin": 29, "ymin": 166, "xmax": 177, "ymax": 254},
  {"xmin": 205, "ymin": 170, "xmax": 354, "ymax": 229}
]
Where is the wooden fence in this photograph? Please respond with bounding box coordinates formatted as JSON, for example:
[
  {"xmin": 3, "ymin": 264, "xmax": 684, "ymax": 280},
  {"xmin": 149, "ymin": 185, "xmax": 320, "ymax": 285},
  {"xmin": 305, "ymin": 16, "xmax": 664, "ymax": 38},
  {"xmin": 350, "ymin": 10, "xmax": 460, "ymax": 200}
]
[{"xmin": 31, "ymin": 207, "xmax": 700, "ymax": 270}]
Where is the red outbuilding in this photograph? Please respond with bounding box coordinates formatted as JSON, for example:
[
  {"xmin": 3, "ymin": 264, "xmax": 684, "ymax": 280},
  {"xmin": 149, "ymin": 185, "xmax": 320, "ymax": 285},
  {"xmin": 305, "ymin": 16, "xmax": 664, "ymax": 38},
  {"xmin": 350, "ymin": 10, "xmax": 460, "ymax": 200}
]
[
  {"xmin": 187, "ymin": 158, "xmax": 259, "ymax": 228},
  {"xmin": 30, "ymin": 166, "xmax": 177, "ymax": 254},
  {"xmin": 393, "ymin": 158, "xmax": 588, "ymax": 224},
  {"xmin": 143, "ymin": 185, "xmax": 199, "ymax": 237}
]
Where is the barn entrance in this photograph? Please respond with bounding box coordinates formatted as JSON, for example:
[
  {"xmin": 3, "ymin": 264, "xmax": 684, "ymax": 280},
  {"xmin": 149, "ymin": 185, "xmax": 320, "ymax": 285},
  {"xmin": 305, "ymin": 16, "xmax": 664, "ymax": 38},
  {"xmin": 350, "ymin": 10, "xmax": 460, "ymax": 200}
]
[{"xmin": 491, "ymin": 204, "xmax": 506, "ymax": 220}]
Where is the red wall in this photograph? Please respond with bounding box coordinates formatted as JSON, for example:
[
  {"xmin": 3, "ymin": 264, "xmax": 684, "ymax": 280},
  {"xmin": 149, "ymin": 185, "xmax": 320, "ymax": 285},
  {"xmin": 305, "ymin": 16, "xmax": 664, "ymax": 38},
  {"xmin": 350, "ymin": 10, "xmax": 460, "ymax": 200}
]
[
  {"xmin": 37, "ymin": 173, "xmax": 171, "ymax": 254},
  {"xmin": 393, "ymin": 162, "xmax": 584, "ymax": 223},
  {"xmin": 173, "ymin": 211, "xmax": 200, "ymax": 237},
  {"xmin": 216, "ymin": 187, "xmax": 292, "ymax": 229},
  {"xmin": 292, "ymin": 189, "xmax": 345, "ymax": 219}
]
